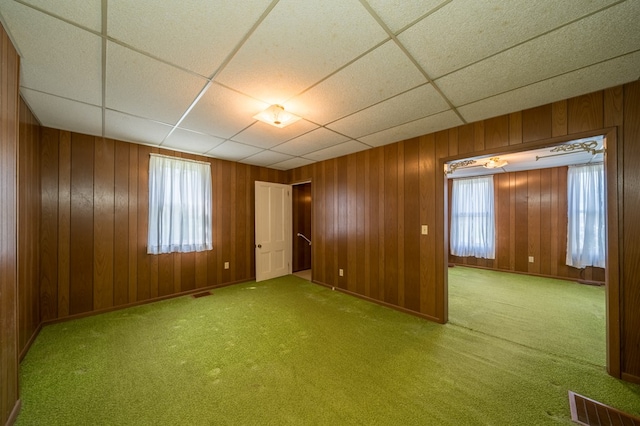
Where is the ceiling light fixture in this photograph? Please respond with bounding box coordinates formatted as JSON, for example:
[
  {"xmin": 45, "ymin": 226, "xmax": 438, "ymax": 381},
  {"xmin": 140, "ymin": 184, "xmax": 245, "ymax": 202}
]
[
  {"xmin": 253, "ymin": 104, "xmax": 301, "ymax": 128},
  {"xmin": 483, "ymin": 157, "xmax": 508, "ymax": 169}
]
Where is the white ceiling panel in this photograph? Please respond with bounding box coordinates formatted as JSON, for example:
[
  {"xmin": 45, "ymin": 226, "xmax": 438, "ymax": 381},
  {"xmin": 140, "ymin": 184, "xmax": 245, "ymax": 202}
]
[
  {"xmin": 400, "ymin": 0, "xmax": 619, "ymax": 79},
  {"xmin": 359, "ymin": 110, "xmax": 463, "ymax": 147},
  {"xmin": 364, "ymin": 0, "xmax": 448, "ymax": 33},
  {"xmin": 1, "ymin": 1, "xmax": 102, "ymax": 105},
  {"xmin": 272, "ymin": 127, "xmax": 349, "ymax": 157},
  {"xmin": 241, "ymin": 150, "xmax": 293, "ymax": 167},
  {"xmin": 216, "ymin": 0, "xmax": 388, "ymax": 103},
  {"xmin": 20, "ymin": 0, "xmax": 102, "ymax": 31},
  {"xmin": 327, "ymin": 84, "xmax": 449, "ymax": 138},
  {"xmin": 303, "ymin": 140, "xmax": 369, "ymax": 162},
  {"xmin": 458, "ymin": 51, "xmax": 640, "ymax": 123},
  {"xmin": 21, "ymin": 89, "xmax": 102, "ymax": 136},
  {"xmin": 232, "ymin": 119, "xmax": 318, "ymax": 150},
  {"xmin": 104, "ymin": 110, "xmax": 172, "ymax": 146},
  {"xmin": 162, "ymin": 128, "xmax": 225, "ymax": 154},
  {"xmin": 107, "ymin": 0, "xmax": 272, "ymax": 76},
  {"xmin": 206, "ymin": 141, "xmax": 263, "ymax": 161},
  {"xmin": 271, "ymin": 157, "xmax": 316, "ymax": 171},
  {"xmin": 437, "ymin": 1, "xmax": 640, "ymax": 106},
  {"xmin": 106, "ymin": 42, "xmax": 208, "ymax": 124},
  {"xmin": 289, "ymin": 40, "xmax": 426, "ymax": 125},
  {"xmin": 180, "ymin": 83, "xmax": 269, "ymax": 139}
]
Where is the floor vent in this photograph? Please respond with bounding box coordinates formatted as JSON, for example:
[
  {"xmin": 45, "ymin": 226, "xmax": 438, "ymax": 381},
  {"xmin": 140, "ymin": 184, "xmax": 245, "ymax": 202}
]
[
  {"xmin": 191, "ymin": 291, "xmax": 212, "ymax": 299},
  {"xmin": 569, "ymin": 391, "xmax": 640, "ymax": 425}
]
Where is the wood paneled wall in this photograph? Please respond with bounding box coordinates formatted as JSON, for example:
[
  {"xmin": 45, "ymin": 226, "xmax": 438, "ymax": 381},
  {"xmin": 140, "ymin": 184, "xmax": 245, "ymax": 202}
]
[
  {"xmin": 39, "ymin": 128, "xmax": 287, "ymax": 320},
  {"xmin": 448, "ymin": 167, "xmax": 605, "ymax": 283},
  {"xmin": 18, "ymin": 98, "xmax": 41, "ymax": 358},
  {"xmin": 289, "ymin": 82, "xmax": 640, "ymax": 382},
  {"xmin": 292, "ymin": 183, "xmax": 311, "ymax": 272},
  {"xmin": 0, "ymin": 22, "xmax": 21, "ymax": 426}
]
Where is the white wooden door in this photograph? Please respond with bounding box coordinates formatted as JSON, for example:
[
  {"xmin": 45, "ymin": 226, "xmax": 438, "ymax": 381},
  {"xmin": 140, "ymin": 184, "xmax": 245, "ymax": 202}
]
[{"xmin": 255, "ymin": 181, "xmax": 292, "ymax": 282}]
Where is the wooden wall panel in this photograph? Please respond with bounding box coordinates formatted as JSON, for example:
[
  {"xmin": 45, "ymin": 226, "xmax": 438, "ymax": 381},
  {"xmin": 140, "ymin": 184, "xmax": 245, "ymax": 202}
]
[
  {"xmin": 69, "ymin": 133, "xmax": 95, "ymax": 315},
  {"xmin": 93, "ymin": 137, "xmax": 114, "ymax": 310},
  {"xmin": 114, "ymin": 141, "xmax": 130, "ymax": 306},
  {"xmin": 289, "ymin": 82, "xmax": 640, "ymax": 381},
  {"xmin": 39, "ymin": 129, "xmax": 287, "ymax": 323},
  {"xmin": 404, "ymin": 140, "xmax": 420, "ymax": 312},
  {"xmin": 522, "ymin": 104, "xmax": 552, "ymax": 143},
  {"xmin": 1, "ymin": 22, "xmax": 20, "ymax": 425},
  {"xmin": 622, "ymin": 82, "xmax": 640, "ymax": 378},
  {"xmin": 18, "ymin": 98, "xmax": 41, "ymax": 357}
]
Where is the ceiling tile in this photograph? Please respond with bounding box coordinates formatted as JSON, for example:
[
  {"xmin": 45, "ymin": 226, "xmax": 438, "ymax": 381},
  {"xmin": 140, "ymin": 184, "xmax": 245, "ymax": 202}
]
[
  {"xmin": 232, "ymin": 120, "xmax": 318, "ymax": 149},
  {"xmin": 1, "ymin": 1, "xmax": 102, "ymax": 105},
  {"xmin": 272, "ymin": 128, "xmax": 349, "ymax": 157},
  {"xmin": 270, "ymin": 157, "xmax": 316, "ymax": 171},
  {"xmin": 107, "ymin": 0, "xmax": 272, "ymax": 76},
  {"xmin": 359, "ymin": 110, "xmax": 463, "ymax": 147},
  {"xmin": 104, "ymin": 110, "xmax": 172, "ymax": 145},
  {"xmin": 365, "ymin": 0, "xmax": 447, "ymax": 32},
  {"xmin": 162, "ymin": 128, "xmax": 225, "ymax": 154},
  {"xmin": 303, "ymin": 140, "xmax": 369, "ymax": 162},
  {"xmin": 206, "ymin": 141, "xmax": 262, "ymax": 161},
  {"xmin": 241, "ymin": 150, "xmax": 293, "ymax": 167},
  {"xmin": 327, "ymin": 84, "xmax": 449, "ymax": 138},
  {"xmin": 21, "ymin": 89, "xmax": 102, "ymax": 136},
  {"xmin": 180, "ymin": 83, "xmax": 269, "ymax": 139},
  {"xmin": 19, "ymin": 0, "xmax": 102, "ymax": 31},
  {"xmin": 458, "ymin": 51, "xmax": 640, "ymax": 123},
  {"xmin": 106, "ymin": 42, "xmax": 208, "ymax": 124},
  {"xmin": 215, "ymin": 0, "xmax": 388, "ymax": 103},
  {"xmin": 399, "ymin": 0, "xmax": 619, "ymax": 79},
  {"xmin": 436, "ymin": 1, "xmax": 640, "ymax": 106},
  {"xmin": 289, "ymin": 40, "xmax": 426, "ymax": 125}
]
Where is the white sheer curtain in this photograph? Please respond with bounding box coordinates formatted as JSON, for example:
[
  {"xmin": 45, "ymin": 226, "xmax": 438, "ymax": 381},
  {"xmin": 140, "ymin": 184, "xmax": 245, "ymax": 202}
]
[
  {"xmin": 566, "ymin": 163, "xmax": 605, "ymax": 268},
  {"xmin": 147, "ymin": 154, "xmax": 212, "ymax": 254},
  {"xmin": 450, "ymin": 176, "xmax": 495, "ymax": 259}
]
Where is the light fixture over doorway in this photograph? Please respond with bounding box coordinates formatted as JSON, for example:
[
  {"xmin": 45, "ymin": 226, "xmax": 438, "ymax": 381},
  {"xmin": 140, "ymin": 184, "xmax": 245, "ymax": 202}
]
[
  {"xmin": 483, "ymin": 157, "xmax": 508, "ymax": 169},
  {"xmin": 253, "ymin": 104, "xmax": 301, "ymax": 128}
]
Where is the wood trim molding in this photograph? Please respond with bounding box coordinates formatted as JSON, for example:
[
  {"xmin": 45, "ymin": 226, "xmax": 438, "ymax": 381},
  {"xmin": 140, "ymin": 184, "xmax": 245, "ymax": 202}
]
[
  {"xmin": 5, "ymin": 400, "xmax": 21, "ymax": 426},
  {"xmin": 312, "ymin": 280, "xmax": 443, "ymax": 323}
]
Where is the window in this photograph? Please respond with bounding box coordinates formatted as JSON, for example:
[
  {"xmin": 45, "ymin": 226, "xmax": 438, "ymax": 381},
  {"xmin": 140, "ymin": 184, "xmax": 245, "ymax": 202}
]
[
  {"xmin": 147, "ymin": 154, "xmax": 212, "ymax": 254},
  {"xmin": 566, "ymin": 163, "xmax": 605, "ymax": 268},
  {"xmin": 450, "ymin": 176, "xmax": 495, "ymax": 259}
]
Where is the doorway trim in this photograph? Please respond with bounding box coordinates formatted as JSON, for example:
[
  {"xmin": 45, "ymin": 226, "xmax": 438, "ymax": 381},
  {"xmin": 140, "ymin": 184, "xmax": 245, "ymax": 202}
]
[{"xmin": 438, "ymin": 127, "xmax": 621, "ymax": 378}]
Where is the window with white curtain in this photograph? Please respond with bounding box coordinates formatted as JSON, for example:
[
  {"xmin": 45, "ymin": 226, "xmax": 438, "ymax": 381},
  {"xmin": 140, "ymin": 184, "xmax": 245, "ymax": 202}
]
[
  {"xmin": 450, "ymin": 176, "xmax": 495, "ymax": 259},
  {"xmin": 566, "ymin": 163, "xmax": 605, "ymax": 268},
  {"xmin": 147, "ymin": 154, "xmax": 212, "ymax": 255}
]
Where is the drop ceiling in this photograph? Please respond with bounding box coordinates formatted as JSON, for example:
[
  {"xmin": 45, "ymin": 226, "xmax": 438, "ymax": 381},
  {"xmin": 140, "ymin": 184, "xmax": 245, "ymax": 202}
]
[{"xmin": 1, "ymin": 0, "xmax": 638, "ymax": 170}]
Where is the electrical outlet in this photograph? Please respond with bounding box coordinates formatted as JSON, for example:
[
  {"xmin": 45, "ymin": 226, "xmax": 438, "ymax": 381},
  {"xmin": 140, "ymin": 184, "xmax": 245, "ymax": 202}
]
[
  {"xmin": 339, "ymin": 269, "xmax": 344, "ymax": 277},
  {"xmin": 421, "ymin": 225, "xmax": 428, "ymax": 235},
  {"xmin": 528, "ymin": 256, "xmax": 534, "ymax": 263},
  {"xmin": 224, "ymin": 261, "xmax": 229, "ymax": 269}
]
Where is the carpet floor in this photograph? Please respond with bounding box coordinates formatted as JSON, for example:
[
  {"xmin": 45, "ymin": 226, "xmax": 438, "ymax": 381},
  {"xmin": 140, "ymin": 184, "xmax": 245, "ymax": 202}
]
[{"xmin": 16, "ymin": 271, "xmax": 640, "ymax": 425}]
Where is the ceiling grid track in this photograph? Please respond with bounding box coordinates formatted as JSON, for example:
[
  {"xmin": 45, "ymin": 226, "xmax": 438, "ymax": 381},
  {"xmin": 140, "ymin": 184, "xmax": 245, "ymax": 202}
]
[
  {"xmin": 160, "ymin": 0, "xmax": 282, "ymax": 147},
  {"xmin": 358, "ymin": 0, "xmax": 467, "ymax": 125},
  {"xmin": 101, "ymin": 0, "xmax": 107, "ymax": 138}
]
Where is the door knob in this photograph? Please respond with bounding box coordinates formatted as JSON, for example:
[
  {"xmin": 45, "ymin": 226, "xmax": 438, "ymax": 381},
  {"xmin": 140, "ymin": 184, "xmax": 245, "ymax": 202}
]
[{"xmin": 257, "ymin": 244, "xmax": 262, "ymax": 248}]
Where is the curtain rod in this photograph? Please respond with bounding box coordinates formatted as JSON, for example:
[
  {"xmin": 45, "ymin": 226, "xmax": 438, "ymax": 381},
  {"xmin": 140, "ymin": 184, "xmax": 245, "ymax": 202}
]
[{"xmin": 149, "ymin": 153, "xmax": 210, "ymax": 166}]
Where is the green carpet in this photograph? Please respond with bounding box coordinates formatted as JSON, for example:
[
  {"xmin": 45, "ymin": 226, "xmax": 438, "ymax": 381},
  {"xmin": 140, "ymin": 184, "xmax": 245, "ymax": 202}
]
[
  {"xmin": 17, "ymin": 274, "xmax": 640, "ymax": 425},
  {"xmin": 448, "ymin": 266, "xmax": 606, "ymax": 366}
]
